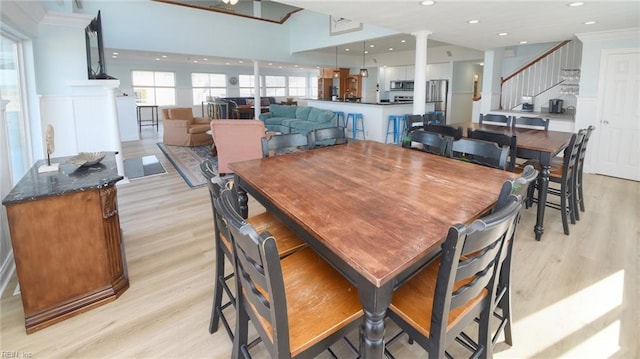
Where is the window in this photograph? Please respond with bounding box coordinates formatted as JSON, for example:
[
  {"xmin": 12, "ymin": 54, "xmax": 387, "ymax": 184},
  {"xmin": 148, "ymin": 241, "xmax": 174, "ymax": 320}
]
[
  {"xmin": 192, "ymin": 73, "xmax": 226, "ymax": 104},
  {"xmin": 239, "ymin": 75, "xmax": 262, "ymax": 97},
  {"xmin": 309, "ymin": 76, "xmax": 318, "ymax": 99},
  {"xmin": 132, "ymin": 71, "xmax": 175, "ymax": 106},
  {"xmin": 1, "ymin": 31, "xmax": 30, "ymax": 184},
  {"xmin": 265, "ymin": 76, "xmax": 286, "ymax": 96},
  {"xmin": 288, "ymin": 76, "xmax": 306, "ymax": 97}
]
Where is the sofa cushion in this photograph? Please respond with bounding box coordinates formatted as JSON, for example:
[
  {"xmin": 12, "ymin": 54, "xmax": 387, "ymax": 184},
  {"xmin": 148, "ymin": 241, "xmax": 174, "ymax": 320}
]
[
  {"xmin": 295, "ymin": 106, "xmax": 311, "ymax": 120},
  {"xmin": 263, "ymin": 117, "xmax": 288, "ymax": 126},
  {"xmin": 306, "ymin": 107, "xmax": 325, "ymax": 123},
  {"xmin": 168, "ymin": 108, "xmax": 195, "ymax": 124},
  {"xmin": 269, "ymin": 104, "xmax": 297, "ymax": 118},
  {"xmin": 188, "ymin": 124, "xmax": 211, "ymax": 134}
]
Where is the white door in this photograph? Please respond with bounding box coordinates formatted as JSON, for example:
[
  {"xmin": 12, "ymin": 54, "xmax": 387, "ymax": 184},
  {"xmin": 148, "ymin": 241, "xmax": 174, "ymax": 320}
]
[{"xmin": 595, "ymin": 49, "xmax": 640, "ymax": 181}]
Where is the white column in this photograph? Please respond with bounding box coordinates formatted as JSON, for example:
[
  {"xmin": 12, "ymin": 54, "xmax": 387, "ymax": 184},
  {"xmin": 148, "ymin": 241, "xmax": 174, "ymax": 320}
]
[
  {"xmin": 253, "ymin": 60, "xmax": 261, "ymax": 120},
  {"xmin": 253, "ymin": 0, "xmax": 262, "ymax": 17},
  {"xmin": 480, "ymin": 48, "xmax": 504, "ymax": 116},
  {"xmin": 412, "ymin": 31, "xmax": 431, "ymax": 115}
]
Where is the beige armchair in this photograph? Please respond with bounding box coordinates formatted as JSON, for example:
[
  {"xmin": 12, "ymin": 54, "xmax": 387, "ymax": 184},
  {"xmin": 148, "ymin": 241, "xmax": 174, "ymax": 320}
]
[
  {"xmin": 162, "ymin": 107, "xmax": 213, "ymax": 147},
  {"xmin": 210, "ymin": 120, "xmax": 266, "ymax": 174}
]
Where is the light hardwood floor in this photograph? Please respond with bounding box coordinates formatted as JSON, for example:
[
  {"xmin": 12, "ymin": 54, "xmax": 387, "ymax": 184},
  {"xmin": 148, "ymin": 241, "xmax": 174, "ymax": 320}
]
[{"xmin": 1, "ymin": 125, "xmax": 638, "ymax": 358}]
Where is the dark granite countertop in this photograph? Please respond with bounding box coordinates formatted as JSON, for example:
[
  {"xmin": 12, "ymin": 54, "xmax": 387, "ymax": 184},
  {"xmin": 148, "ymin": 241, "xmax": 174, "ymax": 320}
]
[{"xmin": 2, "ymin": 152, "xmax": 123, "ymax": 205}]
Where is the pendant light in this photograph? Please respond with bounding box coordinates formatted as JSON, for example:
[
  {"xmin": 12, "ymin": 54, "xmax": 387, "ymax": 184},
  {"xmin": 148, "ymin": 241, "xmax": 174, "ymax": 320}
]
[
  {"xmin": 359, "ymin": 41, "xmax": 369, "ymax": 77},
  {"xmin": 333, "ymin": 46, "xmax": 340, "ymax": 78}
]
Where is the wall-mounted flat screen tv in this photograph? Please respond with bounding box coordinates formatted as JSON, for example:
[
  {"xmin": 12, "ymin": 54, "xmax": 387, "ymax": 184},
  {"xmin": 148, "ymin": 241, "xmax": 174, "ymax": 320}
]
[{"xmin": 85, "ymin": 10, "xmax": 116, "ymax": 80}]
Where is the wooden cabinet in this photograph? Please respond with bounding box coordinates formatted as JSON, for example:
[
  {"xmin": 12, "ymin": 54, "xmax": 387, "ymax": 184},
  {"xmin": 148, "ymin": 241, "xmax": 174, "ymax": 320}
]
[{"xmin": 3, "ymin": 154, "xmax": 128, "ymax": 333}]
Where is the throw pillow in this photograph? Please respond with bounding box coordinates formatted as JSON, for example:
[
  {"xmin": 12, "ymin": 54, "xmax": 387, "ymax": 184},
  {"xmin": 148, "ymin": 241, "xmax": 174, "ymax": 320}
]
[
  {"xmin": 246, "ymin": 99, "xmax": 254, "ymax": 106},
  {"xmin": 261, "ymin": 98, "xmax": 271, "ymax": 107}
]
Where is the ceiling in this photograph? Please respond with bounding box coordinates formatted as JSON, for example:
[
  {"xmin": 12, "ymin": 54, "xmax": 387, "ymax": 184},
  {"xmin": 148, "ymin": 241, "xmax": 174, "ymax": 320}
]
[
  {"xmin": 280, "ymin": 0, "xmax": 640, "ymax": 51},
  {"xmin": 108, "ymin": 1, "xmax": 639, "ymax": 70}
]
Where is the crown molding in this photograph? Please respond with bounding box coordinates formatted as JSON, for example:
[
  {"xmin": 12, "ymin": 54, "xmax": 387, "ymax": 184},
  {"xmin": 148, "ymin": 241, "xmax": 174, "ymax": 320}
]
[
  {"xmin": 575, "ymin": 28, "xmax": 640, "ymax": 43},
  {"xmin": 40, "ymin": 11, "xmax": 93, "ymax": 28}
]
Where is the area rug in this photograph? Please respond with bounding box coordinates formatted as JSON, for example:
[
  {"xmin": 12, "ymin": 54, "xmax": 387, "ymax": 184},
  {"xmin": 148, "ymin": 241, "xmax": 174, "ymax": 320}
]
[
  {"xmin": 123, "ymin": 155, "xmax": 166, "ymax": 180},
  {"xmin": 157, "ymin": 143, "xmax": 217, "ymax": 188}
]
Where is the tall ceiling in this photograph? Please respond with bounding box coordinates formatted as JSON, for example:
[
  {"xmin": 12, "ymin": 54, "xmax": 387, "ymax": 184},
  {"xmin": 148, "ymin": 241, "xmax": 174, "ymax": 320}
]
[{"xmin": 279, "ymin": 0, "xmax": 640, "ymax": 51}]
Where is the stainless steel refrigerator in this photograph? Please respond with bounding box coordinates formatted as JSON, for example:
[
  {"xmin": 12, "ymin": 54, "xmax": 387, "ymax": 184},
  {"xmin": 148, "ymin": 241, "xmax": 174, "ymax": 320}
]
[{"xmin": 426, "ymin": 79, "xmax": 448, "ymax": 124}]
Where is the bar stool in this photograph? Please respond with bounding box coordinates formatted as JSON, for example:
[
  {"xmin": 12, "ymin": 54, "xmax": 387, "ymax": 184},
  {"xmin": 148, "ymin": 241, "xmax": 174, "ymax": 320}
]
[
  {"xmin": 333, "ymin": 111, "xmax": 346, "ymax": 128},
  {"xmin": 346, "ymin": 113, "xmax": 366, "ymax": 141},
  {"xmin": 386, "ymin": 115, "xmax": 405, "ymax": 144}
]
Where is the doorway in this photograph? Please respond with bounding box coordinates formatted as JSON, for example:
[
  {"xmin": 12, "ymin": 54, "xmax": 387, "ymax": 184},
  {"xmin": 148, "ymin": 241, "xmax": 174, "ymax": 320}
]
[{"xmin": 595, "ymin": 48, "xmax": 640, "ymax": 181}]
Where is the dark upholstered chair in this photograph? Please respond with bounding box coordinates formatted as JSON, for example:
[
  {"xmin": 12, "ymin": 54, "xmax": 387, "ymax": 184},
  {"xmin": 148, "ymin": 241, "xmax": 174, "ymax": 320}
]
[
  {"xmin": 215, "ymin": 188, "xmax": 363, "ymax": 358},
  {"xmin": 479, "ymin": 113, "xmax": 512, "ymax": 127},
  {"xmin": 512, "ymin": 116, "xmax": 549, "ymax": 130},
  {"xmin": 402, "ymin": 129, "xmax": 452, "ymax": 157},
  {"xmin": 307, "ymin": 126, "xmax": 347, "ymax": 148},
  {"xmin": 467, "ymin": 128, "xmax": 518, "ymax": 172},
  {"xmin": 199, "ymin": 161, "xmax": 305, "ymax": 342},
  {"xmin": 385, "ymin": 196, "xmax": 523, "ymax": 359},
  {"xmin": 451, "ymin": 137, "xmax": 510, "ymax": 170},
  {"xmin": 404, "ymin": 114, "xmax": 425, "ymax": 135},
  {"xmin": 261, "ymin": 133, "xmax": 308, "ymax": 157}
]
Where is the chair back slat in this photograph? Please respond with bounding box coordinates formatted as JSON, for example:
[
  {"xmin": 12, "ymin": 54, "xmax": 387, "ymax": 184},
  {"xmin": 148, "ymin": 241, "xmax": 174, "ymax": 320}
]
[
  {"xmin": 563, "ymin": 131, "xmax": 585, "ymax": 175},
  {"xmin": 451, "ymin": 138, "xmax": 509, "ymax": 170},
  {"xmin": 512, "ymin": 116, "xmax": 549, "ymax": 130},
  {"xmin": 425, "ymin": 124, "xmax": 464, "ymax": 140},
  {"xmin": 262, "ymin": 133, "xmax": 308, "ymax": 157},
  {"xmin": 467, "ymin": 128, "xmax": 517, "ymax": 172},
  {"xmin": 404, "ymin": 114, "xmax": 425, "ymax": 134},
  {"xmin": 307, "ymin": 126, "xmax": 347, "ymax": 148},
  {"xmin": 578, "ymin": 125, "xmax": 595, "ymax": 163},
  {"xmin": 402, "ymin": 130, "xmax": 452, "ymax": 157},
  {"xmin": 479, "ymin": 114, "xmax": 512, "ymax": 127}
]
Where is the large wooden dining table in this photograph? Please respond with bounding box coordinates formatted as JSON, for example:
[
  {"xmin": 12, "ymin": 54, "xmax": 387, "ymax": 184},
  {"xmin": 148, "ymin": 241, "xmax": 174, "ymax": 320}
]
[
  {"xmin": 229, "ymin": 140, "xmax": 517, "ymax": 358},
  {"xmin": 458, "ymin": 121, "xmax": 574, "ymax": 241}
]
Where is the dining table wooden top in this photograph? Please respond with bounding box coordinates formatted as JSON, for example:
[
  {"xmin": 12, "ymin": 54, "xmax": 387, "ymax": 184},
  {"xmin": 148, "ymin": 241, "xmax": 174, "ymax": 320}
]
[
  {"xmin": 460, "ymin": 121, "xmax": 572, "ymax": 156},
  {"xmin": 229, "ymin": 140, "xmax": 517, "ymax": 288}
]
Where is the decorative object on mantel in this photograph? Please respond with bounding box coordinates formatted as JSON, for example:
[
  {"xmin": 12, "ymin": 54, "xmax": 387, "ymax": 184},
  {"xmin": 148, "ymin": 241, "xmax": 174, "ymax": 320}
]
[
  {"xmin": 69, "ymin": 152, "xmax": 106, "ymax": 167},
  {"xmin": 38, "ymin": 124, "xmax": 59, "ymax": 173}
]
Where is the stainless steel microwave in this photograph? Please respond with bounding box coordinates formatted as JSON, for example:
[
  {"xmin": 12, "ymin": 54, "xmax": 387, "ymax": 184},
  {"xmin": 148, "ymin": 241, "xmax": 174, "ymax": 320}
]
[
  {"xmin": 403, "ymin": 81, "xmax": 414, "ymax": 90},
  {"xmin": 390, "ymin": 81, "xmax": 404, "ymax": 90}
]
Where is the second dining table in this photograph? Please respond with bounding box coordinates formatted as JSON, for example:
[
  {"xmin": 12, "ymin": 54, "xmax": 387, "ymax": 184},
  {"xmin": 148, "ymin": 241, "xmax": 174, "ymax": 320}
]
[
  {"xmin": 229, "ymin": 140, "xmax": 517, "ymax": 358},
  {"xmin": 458, "ymin": 121, "xmax": 574, "ymax": 241}
]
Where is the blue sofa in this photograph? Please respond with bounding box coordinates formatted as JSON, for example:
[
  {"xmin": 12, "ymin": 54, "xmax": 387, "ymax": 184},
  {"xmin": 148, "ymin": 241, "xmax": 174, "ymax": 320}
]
[{"xmin": 258, "ymin": 104, "xmax": 337, "ymax": 134}]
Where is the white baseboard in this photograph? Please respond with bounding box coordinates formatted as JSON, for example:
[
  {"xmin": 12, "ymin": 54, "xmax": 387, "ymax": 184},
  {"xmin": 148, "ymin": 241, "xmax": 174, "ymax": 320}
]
[{"xmin": 0, "ymin": 250, "xmax": 16, "ymax": 297}]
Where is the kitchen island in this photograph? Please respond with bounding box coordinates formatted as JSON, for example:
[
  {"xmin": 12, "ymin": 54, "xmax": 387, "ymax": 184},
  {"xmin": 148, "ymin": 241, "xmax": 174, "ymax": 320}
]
[
  {"xmin": 305, "ymin": 100, "xmax": 414, "ymax": 143},
  {"xmin": 2, "ymin": 152, "xmax": 129, "ymax": 333}
]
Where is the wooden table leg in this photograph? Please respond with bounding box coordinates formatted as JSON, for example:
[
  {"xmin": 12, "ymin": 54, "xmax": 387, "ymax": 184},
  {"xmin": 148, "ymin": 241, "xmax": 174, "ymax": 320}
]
[
  {"xmin": 358, "ymin": 280, "xmax": 393, "ymax": 359},
  {"xmin": 535, "ymin": 164, "xmax": 550, "ymax": 241}
]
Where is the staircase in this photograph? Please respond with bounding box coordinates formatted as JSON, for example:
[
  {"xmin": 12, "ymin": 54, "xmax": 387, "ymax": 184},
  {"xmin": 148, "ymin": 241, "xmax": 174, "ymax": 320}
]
[{"xmin": 500, "ymin": 39, "xmax": 582, "ymax": 110}]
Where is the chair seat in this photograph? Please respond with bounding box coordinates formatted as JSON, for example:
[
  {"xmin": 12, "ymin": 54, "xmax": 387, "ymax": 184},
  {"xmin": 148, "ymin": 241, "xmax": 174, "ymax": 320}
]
[
  {"xmin": 247, "ymin": 212, "xmax": 306, "ymax": 257},
  {"xmin": 246, "ymin": 246, "xmax": 363, "ymax": 357},
  {"xmin": 389, "ymin": 257, "xmax": 488, "ymax": 337}
]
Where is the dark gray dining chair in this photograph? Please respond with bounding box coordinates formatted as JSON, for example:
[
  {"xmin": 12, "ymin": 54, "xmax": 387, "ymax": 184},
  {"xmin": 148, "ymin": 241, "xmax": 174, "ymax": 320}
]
[
  {"xmin": 215, "ymin": 188, "xmax": 362, "ymax": 358},
  {"xmin": 425, "ymin": 123, "xmax": 464, "ymax": 140},
  {"xmin": 573, "ymin": 125, "xmax": 595, "ymax": 220},
  {"xmin": 199, "ymin": 160, "xmax": 305, "ymax": 343},
  {"xmin": 385, "ymin": 196, "xmax": 523, "ymax": 359}
]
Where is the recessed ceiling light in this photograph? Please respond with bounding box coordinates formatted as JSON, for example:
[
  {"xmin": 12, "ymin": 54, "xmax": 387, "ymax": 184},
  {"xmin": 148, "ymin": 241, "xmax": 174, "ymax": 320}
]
[
  {"xmin": 238, "ymin": 60, "xmax": 243, "ymax": 63},
  {"xmin": 369, "ymin": 44, "xmax": 375, "ymax": 48},
  {"xmin": 420, "ymin": 0, "xmax": 435, "ymax": 5},
  {"xmin": 203, "ymin": 58, "xmax": 208, "ymax": 61},
  {"xmin": 155, "ymin": 58, "xmax": 160, "ymax": 61},
  {"xmin": 162, "ymin": 55, "xmax": 167, "ymax": 58},
  {"xmin": 479, "ymin": 62, "xmax": 484, "ymax": 66},
  {"xmin": 568, "ymin": 2, "xmax": 584, "ymax": 6},
  {"xmin": 345, "ymin": 48, "xmax": 350, "ymax": 51},
  {"xmin": 112, "ymin": 55, "xmax": 118, "ymax": 59},
  {"xmin": 225, "ymin": 62, "xmax": 230, "ymax": 65},
  {"xmin": 584, "ymin": 20, "xmax": 597, "ymax": 25},
  {"xmin": 112, "ymin": 52, "xmax": 119, "ymax": 55},
  {"xmin": 193, "ymin": 60, "xmax": 198, "ymax": 63},
  {"xmin": 278, "ymin": 66, "xmax": 282, "ymax": 69},
  {"xmin": 498, "ymin": 32, "xmax": 508, "ymax": 36},
  {"xmin": 294, "ymin": 64, "xmax": 299, "ymax": 67},
  {"xmin": 268, "ymin": 63, "xmax": 273, "ymax": 65},
  {"xmin": 520, "ymin": 41, "xmax": 528, "ymax": 44},
  {"xmin": 401, "ymin": 39, "xmax": 406, "ymax": 43},
  {"xmin": 388, "ymin": 47, "xmax": 394, "ymax": 51},
  {"xmin": 467, "ymin": 19, "xmax": 479, "ymax": 24},
  {"xmin": 364, "ymin": 50, "xmax": 369, "ymax": 54}
]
